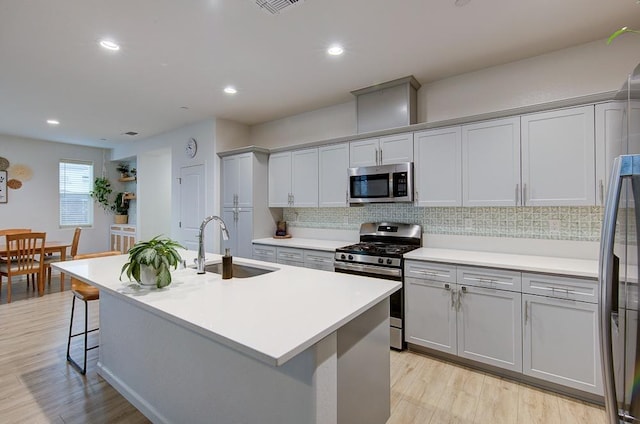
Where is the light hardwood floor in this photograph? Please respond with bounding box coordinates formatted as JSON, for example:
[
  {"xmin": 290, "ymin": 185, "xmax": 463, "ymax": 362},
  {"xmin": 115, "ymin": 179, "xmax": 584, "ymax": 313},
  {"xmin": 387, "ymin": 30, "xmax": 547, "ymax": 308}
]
[{"xmin": 0, "ymin": 275, "xmax": 607, "ymax": 423}]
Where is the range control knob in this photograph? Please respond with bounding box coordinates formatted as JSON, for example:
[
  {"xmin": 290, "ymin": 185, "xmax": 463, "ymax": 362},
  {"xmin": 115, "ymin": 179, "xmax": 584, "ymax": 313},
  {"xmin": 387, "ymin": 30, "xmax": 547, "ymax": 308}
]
[
  {"xmin": 378, "ymin": 258, "xmax": 384, "ymax": 264},
  {"xmin": 348, "ymin": 255, "xmax": 353, "ymax": 260},
  {"xmin": 340, "ymin": 254, "xmax": 346, "ymax": 260},
  {"xmin": 386, "ymin": 258, "xmax": 393, "ymax": 265}
]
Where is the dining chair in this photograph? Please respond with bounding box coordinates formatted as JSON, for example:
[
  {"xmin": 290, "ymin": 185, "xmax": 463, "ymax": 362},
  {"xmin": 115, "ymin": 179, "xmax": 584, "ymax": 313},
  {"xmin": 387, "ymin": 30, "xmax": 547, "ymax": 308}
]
[
  {"xmin": 66, "ymin": 250, "xmax": 121, "ymax": 375},
  {"xmin": 43, "ymin": 227, "xmax": 81, "ymax": 289},
  {"xmin": 0, "ymin": 232, "xmax": 46, "ymax": 303},
  {"xmin": 0, "ymin": 228, "xmax": 31, "ymax": 260}
]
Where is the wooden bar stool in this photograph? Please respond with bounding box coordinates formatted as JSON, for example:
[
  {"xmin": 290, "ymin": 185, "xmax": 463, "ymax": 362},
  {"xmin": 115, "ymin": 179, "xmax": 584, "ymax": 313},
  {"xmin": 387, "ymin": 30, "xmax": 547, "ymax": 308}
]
[{"xmin": 66, "ymin": 250, "xmax": 121, "ymax": 374}]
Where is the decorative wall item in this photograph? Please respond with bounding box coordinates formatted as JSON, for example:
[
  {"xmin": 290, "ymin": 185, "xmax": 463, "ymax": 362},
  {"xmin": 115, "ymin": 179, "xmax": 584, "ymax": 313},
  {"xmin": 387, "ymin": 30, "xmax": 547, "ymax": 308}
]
[
  {"xmin": 7, "ymin": 179, "xmax": 22, "ymax": 189},
  {"xmin": 0, "ymin": 170, "xmax": 6, "ymax": 203},
  {"xmin": 0, "ymin": 156, "xmax": 9, "ymax": 171},
  {"xmin": 8, "ymin": 164, "xmax": 33, "ymax": 181}
]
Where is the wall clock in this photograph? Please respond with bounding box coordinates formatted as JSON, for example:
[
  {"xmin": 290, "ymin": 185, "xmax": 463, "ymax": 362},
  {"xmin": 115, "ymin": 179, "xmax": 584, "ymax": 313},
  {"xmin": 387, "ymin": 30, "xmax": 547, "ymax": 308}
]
[{"xmin": 185, "ymin": 137, "xmax": 198, "ymax": 158}]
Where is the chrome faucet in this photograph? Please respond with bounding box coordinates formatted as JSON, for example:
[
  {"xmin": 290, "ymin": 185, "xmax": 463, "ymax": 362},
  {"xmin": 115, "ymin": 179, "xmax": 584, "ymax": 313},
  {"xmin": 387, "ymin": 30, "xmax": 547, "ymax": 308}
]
[{"xmin": 197, "ymin": 215, "xmax": 230, "ymax": 274}]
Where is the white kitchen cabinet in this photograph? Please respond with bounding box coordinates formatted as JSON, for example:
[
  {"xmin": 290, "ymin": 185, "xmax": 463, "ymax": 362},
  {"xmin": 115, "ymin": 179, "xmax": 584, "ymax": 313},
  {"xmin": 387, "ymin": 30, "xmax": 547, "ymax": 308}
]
[
  {"xmin": 303, "ymin": 249, "xmax": 335, "ymax": 271},
  {"xmin": 222, "ymin": 207, "xmax": 254, "ymax": 259},
  {"xmin": 268, "ymin": 151, "xmax": 293, "ymax": 207},
  {"xmin": 405, "ymin": 276, "xmax": 457, "ymax": 355},
  {"xmin": 462, "ymin": 117, "xmax": 521, "ymax": 206},
  {"xmin": 252, "ymin": 244, "xmax": 276, "ymax": 263},
  {"xmin": 521, "ymin": 105, "xmax": 595, "ymax": 206},
  {"xmin": 405, "ymin": 261, "xmax": 521, "ymax": 373},
  {"xmin": 521, "ymin": 273, "xmax": 602, "ymax": 395},
  {"xmin": 456, "ymin": 284, "xmax": 522, "ymax": 372},
  {"xmin": 413, "ymin": 127, "xmax": 462, "ymax": 206},
  {"xmin": 349, "ymin": 133, "xmax": 413, "ymax": 167},
  {"xmin": 276, "ymin": 246, "xmax": 305, "ymax": 266},
  {"xmin": 522, "ymin": 293, "xmax": 601, "ymax": 395},
  {"xmin": 268, "ymin": 149, "xmax": 318, "ymax": 207},
  {"xmin": 222, "ymin": 153, "xmax": 253, "ymax": 208},
  {"xmin": 318, "ymin": 143, "xmax": 349, "ymax": 207},
  {"xmin": 219, "ymin": 150, "xmax": 274, "ymax": 257},
  {"xmin": 595, "ymin": 101, "xmax": 640, "ymax": 205}
]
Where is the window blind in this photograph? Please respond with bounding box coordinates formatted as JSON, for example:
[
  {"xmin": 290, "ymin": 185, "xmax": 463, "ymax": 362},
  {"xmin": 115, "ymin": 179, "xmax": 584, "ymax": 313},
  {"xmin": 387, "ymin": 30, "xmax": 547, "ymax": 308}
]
[{"xmin": 59, "ymin": 160, "xmax": 93, "ymax": 227}]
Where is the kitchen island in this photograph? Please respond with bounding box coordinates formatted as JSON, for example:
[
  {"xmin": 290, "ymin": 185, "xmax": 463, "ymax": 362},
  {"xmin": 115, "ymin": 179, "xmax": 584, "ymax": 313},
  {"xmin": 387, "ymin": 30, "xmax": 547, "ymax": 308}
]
[{"xmin": 53, "ymin": 250, "xmax": 399, "ymax": 424}]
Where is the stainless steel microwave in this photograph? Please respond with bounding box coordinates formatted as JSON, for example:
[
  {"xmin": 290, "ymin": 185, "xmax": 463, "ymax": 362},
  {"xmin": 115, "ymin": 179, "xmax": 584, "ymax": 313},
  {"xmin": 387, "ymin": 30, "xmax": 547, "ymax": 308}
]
[{"xmin": 348, "ymin": 162, "xmax": 414, "ymax": 203}]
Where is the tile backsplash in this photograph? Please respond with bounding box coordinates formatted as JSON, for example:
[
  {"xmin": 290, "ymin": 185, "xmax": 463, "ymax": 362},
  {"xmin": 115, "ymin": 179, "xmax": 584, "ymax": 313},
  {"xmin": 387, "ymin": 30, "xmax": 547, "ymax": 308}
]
[{"xmin": 283, "ymin": 205, "xmax": 604, "ymax": 242}]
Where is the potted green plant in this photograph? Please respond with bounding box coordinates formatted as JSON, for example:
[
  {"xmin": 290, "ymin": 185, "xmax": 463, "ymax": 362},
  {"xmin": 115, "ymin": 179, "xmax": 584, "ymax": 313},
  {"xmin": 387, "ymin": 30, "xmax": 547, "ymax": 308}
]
[
  {"xmin": 112, "ymin": 192, "xmax": 130, "ymax": 224},
  {"xmin": 90, "ymin": 176, "xmax": 113, "ymax": 212},
  {"xmin": 120, "ymin": 236, "xmax": 185, "ymax": 288},
  {"xmin": 116, "ymin": 162, "xmax": 130, "ymax": 178}
]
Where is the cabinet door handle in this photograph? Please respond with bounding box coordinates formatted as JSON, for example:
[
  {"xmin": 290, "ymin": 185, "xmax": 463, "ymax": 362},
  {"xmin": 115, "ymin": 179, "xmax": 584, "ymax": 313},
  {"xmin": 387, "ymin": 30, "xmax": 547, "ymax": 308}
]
[
  {"xmin": 379, "ymin": 148, "xmax": 383, "ymax": 164},
  {"xmin": 599, "ymin": 179, "xmax": 605, "ymax": 206},
  {"xmin": 457, "ymin": 287, "xmax": 464, "ymax": 311},
  {"xmin": 515, "ymin": 183, "xmax": 519, "ymax": 206},
  {"xmin": 375, "ymin": 149, "xmax": 379, "ymax": 165},
  {"xmin": 524, "ymin": 300, "xmax": 529, "ymax": 324},
  {"xmin": 523, "ymin": 183, "xmax": 527, "ymax": 206}
]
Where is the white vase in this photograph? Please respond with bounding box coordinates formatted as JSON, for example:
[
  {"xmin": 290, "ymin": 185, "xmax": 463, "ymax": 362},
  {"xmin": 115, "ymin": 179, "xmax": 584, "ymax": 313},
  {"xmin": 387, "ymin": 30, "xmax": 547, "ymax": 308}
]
[{"xmin": 139, "ymin": 265, "xmax": 157, "ymax": 287}]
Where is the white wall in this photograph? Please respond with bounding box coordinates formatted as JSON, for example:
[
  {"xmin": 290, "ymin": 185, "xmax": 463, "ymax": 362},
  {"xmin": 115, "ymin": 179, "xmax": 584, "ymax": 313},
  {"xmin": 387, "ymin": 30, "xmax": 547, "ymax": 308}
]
[
  {"xmin": 248, "ymin": 37, "xmax": 640, "ymax": 148},
  {"xmin": 216, "ymin": 118, "xmax": 250, "ymax": 152},
  {"xmin": 111, "ymin": 119, "xmax": 223, "ymax": 253},
  {"xmin": 0, "ymin": 134, "xmax": 113, "ymax": 253},
  {"xmin": 137, "ymin": 148, "xmax": 172, "ymax": 241},
  {"xmin": 249, "ymin": 101, "xmax": 356, "ymax": 150}
]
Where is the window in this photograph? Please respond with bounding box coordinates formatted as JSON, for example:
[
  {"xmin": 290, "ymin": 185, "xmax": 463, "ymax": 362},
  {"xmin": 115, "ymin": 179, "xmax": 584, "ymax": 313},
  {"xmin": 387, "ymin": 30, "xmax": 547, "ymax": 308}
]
[{"xmin": 59, "ymin": 160, "xmax": 93, "ymax": 227}]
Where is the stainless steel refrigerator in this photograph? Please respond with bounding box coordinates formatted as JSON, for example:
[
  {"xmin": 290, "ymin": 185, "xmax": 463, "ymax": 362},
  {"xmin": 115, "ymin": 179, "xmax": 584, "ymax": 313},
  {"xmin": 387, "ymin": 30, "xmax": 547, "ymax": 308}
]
[
  {"xmin": 600, "ymin": 154, "xmax": 640, "ymax": 423},
  {"xmin": 599, "ymin": 62, "xmax": 640, "ymax": 424}
]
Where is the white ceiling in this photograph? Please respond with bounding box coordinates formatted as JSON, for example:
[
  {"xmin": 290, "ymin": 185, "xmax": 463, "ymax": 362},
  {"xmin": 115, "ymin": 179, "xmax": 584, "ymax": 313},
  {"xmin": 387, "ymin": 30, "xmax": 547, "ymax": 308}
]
[{"xmin": 1, "ymin": 0, "xmax": 638, "ymax": 148}]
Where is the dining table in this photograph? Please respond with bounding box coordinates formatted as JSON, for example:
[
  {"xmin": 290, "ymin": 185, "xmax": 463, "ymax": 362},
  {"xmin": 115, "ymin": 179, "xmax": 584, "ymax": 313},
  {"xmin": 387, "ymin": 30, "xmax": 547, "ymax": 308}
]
[{"xmin": 0, "ymin": 240, "xmax": 72, "ymax": 295}]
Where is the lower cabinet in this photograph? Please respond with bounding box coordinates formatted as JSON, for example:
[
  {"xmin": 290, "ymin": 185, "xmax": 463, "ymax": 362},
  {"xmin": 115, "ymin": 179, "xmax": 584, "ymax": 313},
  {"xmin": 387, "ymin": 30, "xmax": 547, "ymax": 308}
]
[
  {"xmin": 110, "ymin": 224, "xmax": 136, "ymax": 253},
  {"xmin": 405, "ymin": 260, "xmax": 601, "ymax": 395},
  {"xmin": 457, "ymin": 285, "xmax": 522, "ymax": 372},
  {"xmin": 303, "ymin": 249, "xmax": 335, "ymax": 271},
  {"xmin": 405, "ymin": 261, "xmax": 522, "ymax": 373},
  {"xmin": 522, "ymin": 273, "xmax": 602, "ymax": 395},
  {"xmin": 222, "ymin": 208, "xmax": 254, "ymax": 259},
  {"xmin": 253, "ymin": 243, "xmax": 335, "ymax": 271}
]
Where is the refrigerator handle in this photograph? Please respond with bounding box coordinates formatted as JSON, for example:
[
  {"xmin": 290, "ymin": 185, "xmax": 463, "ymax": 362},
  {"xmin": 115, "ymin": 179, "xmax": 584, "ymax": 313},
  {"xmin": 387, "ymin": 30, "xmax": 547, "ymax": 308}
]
[{"xmin": 599, "ymin": 156, "xmax": 625, "ymax": 424}]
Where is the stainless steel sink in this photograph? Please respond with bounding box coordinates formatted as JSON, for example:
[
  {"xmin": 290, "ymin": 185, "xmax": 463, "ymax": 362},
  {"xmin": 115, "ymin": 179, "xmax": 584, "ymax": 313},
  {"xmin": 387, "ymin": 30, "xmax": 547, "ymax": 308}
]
[{"xmin": 196, "ymin": 262, "xmax": 276, "ymax": 278}]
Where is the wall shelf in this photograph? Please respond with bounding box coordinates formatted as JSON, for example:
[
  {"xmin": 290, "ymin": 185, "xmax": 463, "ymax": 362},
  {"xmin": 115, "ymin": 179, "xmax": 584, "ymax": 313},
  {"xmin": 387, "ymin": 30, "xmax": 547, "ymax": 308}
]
[
  {"xmin": 119, "ymin": 176, "xmax": 137, "ymax": 182},
  {"xmin": 123, "ymin": 193, "xmax": 136, "ymax": 200}
]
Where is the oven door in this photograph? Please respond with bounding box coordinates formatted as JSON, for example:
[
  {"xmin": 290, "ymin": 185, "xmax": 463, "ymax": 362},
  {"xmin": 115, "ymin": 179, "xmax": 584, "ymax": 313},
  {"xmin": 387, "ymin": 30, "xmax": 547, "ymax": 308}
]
[{"xmin": 334, "ymin": 261, "xmax": 404, "ymax": 350}]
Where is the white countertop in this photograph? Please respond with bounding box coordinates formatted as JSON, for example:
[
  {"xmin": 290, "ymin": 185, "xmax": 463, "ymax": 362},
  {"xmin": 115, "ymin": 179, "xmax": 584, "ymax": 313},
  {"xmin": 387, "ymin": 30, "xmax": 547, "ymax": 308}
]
[
  {"xmin": 53, "ymin": 249, "xmax": 400, "ymax": 366},
  {"xmin": 404, "ymin": 247, "xmax": 599, "ymax": 279},
  {"xmin": 252, "ymin": 237, "xmax": 348, "ymax": 251}
]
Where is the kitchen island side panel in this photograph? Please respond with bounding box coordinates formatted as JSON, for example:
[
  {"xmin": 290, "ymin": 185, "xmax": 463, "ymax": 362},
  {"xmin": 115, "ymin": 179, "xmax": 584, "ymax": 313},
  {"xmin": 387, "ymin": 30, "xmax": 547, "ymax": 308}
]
[{"xmin": 97, "ymin": 290, "xmax": 332, "ymax": 424}]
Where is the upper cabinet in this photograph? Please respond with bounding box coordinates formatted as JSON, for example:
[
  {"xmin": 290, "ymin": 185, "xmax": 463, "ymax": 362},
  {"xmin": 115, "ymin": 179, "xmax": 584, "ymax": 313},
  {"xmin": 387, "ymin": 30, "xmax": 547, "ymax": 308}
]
[
  {"xmin": 414, "ymin": 127, "xmax": 462, "ymax": 207},
  {"xmin": 595, "ymin": 101, "xmax": 640, "ymax": 206},
  {"xmin": 319, "ymin": 143, "xmax": 349, "ymax": 207},
  {"xmin": 268, "ymin": 148, "xmax": 318, "ymax": 207},
  {"xmin": 521, "ymin": 105, "xmax": 595, "ymax": 206},
  {"xmin": 349, "ymin": 133, "xmax": 413, "ymax": 167},
  {"xmin": 462, "ymin": 117, "xmax": 521, "ymax": 207},
  {"xmin": 222, "ymin": 153, "xmax": 254, "ymax": 208}
]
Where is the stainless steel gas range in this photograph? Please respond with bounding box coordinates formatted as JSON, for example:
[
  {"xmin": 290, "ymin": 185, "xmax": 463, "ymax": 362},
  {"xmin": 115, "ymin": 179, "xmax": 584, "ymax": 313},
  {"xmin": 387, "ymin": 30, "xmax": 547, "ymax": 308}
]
[{"xmin": 334, "ymin": 222, "xmax": 422, "ymax": 350}]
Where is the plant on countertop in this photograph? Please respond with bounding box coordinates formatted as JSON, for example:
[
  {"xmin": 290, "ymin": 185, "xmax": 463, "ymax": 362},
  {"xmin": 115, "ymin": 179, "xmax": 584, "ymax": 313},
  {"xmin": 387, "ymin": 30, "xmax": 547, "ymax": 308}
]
[
  {"xmin": 608, "ymin": 26, "xmax": 640, "ymax": 44},
  {"xmin": 120, "ymin": 235, "xmax": 185, "ymax": 288},
  {"xmin": 90, "ymin": 176, "xmax": 113, "ymax": 212}
]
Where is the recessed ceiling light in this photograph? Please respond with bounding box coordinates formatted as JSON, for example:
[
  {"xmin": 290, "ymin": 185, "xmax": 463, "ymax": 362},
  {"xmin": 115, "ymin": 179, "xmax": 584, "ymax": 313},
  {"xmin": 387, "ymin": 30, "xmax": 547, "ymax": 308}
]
[
  {"xmin": 99, "ymin": 39, "xmax": 120, "ymax": 51},
  {"xmin": 224, "ymin": 86, "xmax": 237, "ymax": 94},
  {"xmin": 46, "ymin": 119, "xmax": 60, "ymax": 125},
  {"xmin": 454, "ymin": 0, "xmax": 470, "ymax": 6},
  {"xmin": 327, "ymin": 45, "xmax": 344, "ymax": 56}
]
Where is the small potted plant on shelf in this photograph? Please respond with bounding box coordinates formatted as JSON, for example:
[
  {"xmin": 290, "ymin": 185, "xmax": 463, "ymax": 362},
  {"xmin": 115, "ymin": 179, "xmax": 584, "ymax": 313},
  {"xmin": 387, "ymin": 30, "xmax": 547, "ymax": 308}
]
[
  {"xmin": 120, "ymin": 235, "xmax": 185, "ymax": 288},
  {"xmin": 116, "ymin": 162, "xmax": 130, "ymax": 178},
  {"xmin": 112, "ymin": 192, "xmax": 130, "ymax": 224}
]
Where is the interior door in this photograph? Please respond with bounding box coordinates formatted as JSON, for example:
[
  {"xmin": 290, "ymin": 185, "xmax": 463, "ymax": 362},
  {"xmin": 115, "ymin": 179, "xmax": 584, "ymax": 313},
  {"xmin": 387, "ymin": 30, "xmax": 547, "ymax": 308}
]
[{"xmin": 179, "ymin": 164, "xmax": 205, "ymax": 251}]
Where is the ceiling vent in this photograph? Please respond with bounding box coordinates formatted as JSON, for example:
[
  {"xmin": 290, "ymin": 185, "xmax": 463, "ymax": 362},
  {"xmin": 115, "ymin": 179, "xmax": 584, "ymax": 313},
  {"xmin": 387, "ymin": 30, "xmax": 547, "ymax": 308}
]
[{"xmin": 255, "ymin": 0, "xmax": 303, "ymax": 14}]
